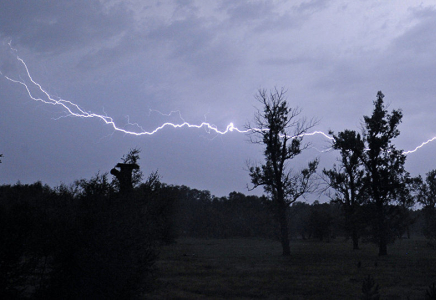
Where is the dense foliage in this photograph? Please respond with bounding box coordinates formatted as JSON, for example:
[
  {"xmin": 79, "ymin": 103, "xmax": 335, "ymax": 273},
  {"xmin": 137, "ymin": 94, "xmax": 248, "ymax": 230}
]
[{"xmin": 0, "ymin": 173, "xmax": 165, "ymax": 299}]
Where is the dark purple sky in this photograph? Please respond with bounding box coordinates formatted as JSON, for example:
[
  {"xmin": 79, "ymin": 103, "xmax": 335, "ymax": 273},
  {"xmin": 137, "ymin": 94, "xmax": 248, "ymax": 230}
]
[{"xmin": 1, "ymin": 0, "xmax": 436, "ymax": 198}]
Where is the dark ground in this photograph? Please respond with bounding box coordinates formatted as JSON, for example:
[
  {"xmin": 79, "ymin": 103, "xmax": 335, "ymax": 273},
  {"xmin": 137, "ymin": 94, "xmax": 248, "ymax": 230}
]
[{"xmin": 144, "ymin": 237, "xmax": 436, "ymax": 299}]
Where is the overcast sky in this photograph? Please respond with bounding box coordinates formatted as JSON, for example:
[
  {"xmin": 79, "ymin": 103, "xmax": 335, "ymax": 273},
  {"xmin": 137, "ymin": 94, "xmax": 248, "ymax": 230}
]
[{"xmin": 1, "ymin": 0, "xmax": 436, "ymax": 198}]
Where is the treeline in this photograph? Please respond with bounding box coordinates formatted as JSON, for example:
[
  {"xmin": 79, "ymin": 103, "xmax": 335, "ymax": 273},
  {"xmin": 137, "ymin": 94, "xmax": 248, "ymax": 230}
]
[
  {"xmin": 0, "ymin": 170, "xmax": 432, "ymax": 299},
  {"xmin": 166, "ymin": 187, "xmax": 425, "ymax": 243},
  {"xmin": 0, "ymin": 172, "xmax": 172, "ymax": 300}
]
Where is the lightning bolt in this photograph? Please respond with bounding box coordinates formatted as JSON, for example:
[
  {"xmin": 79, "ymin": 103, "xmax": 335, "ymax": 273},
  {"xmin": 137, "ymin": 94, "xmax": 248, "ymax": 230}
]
[
  {"xmin": 4, "ymin": 55, "xmax": 251, "ymax": 136},
  {"xmin": 2, "ymin": 50, "xmax": 334, "ymax": 142},
  {"xmin": 404, "ymin": 137, "xmax": 436, "ymax": 154},
  {"xmin": 2, "ymin": 47, "xmax": 435, "ymax": 155}
]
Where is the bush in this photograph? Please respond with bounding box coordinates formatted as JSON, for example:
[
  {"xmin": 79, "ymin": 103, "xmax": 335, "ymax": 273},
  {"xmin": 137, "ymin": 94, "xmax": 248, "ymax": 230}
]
[{"xmin": 0, "ymin": 174, "xmax": 161, "ymax": 299}]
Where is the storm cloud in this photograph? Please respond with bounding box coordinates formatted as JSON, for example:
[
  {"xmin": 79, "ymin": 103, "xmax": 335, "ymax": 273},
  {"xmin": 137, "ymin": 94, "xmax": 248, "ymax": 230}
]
[{"xmin": 1, "ymin": 0, "xmax": 436, "ymax": 197}]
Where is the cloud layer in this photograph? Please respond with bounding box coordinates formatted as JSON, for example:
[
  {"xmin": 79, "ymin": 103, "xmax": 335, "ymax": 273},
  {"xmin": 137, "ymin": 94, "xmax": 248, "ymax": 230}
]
[{"xmin": 1, "ymin": 0, "xmax": 436, "ymax": 196}]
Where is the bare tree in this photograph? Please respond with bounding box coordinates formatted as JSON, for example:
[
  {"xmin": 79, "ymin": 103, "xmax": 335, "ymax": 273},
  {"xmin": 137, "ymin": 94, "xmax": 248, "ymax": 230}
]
[{"xmin": 247, "ymin": 88, "xmax": 318, "ymax": 256}]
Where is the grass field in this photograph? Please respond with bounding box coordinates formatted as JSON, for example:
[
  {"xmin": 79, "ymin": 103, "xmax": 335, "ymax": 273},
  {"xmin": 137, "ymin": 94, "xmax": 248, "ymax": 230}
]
[{"xmin": 144, "ymin": 237, "xmax": 436, "ymax": 299}]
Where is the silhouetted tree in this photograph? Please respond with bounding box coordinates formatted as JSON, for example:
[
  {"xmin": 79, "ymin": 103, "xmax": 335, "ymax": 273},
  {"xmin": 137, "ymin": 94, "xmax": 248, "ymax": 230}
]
[
  {"xmin": 121, "ymin": 147, "xmax": 143, "ymax": 187},
  {"xmin": 361, "ymin": 91, "xmax": 408, "ymax": 256},
  {"xmin": 221, "ymin": 192, "xmax": 276, "ymax": 238},
  {"xmin": 247, "ymin": 88, "xmax": 318, "ymax": 256},
  {"xmin": 309, "ymin": 201, "xmax": 333, "ymax": 241},
  {"xmin": 0, "ymin": 182, "xmax": 58, "ymax": 299},
  {"xmin": 137, "ymin": 172, "xmax": 178, "ymax": 244},
  {"xmin": 418, "ymin": 170, "xmax": 436, "ymax": 242},
  {"xmin": 323, "ymin": 130, "xmax": 366, "ymax": 249},
  {"xmin": 392, "ymin": 176, "xmax": 420, "ymax": 239},
  {"xmin": 289, "ymin": 202, "xmax": 312, "ymax": 240},
  {"xmin": 111, "ymin": 148, "xmax": 141, "ymax": 193},
  {"xmin": 75, "ymin": 171, "xmax": 115, "ymax": 201},
  {"xmin": 0, "ymin": 149, "xmax": 178, "ymax": 299},
  {"xmin": 47, "ymin": 171, "xmax": 158, "ymax": 299},
  {"xmin": 166, "ymin": 185, "xmax": 275, "ymax": 239}
]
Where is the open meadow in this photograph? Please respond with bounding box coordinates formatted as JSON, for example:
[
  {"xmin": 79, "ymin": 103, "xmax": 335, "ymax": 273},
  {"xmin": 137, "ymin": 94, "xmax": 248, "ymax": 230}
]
[{"xmin": 145, "ymin": 238, "xmax": 436, "ymax": 300}]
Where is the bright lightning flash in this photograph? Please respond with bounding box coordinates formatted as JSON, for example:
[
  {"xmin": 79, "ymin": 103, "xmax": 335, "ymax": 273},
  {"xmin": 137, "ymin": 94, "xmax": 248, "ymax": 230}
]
[
  {"xmin": 404, "ymin": 137, "xmax": 436, "ymax": 155},
  {"xmin": 5, "ymin": 55, "xmax": 251, "ymax": 136},
  {"xmin": 2, "ymin": 49, "xmax": 434, "ymax": 155},
  {"xmin": 2, "ymin": 52, "xmax": 333, "ymax": 141}
]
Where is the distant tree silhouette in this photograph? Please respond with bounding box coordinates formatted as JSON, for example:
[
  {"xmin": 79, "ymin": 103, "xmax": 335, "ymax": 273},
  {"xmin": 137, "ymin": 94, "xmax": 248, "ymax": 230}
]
[
  {"xmin": 75, "ymin": 171, "xmax": 115, "ymax": 200},
  {"xmin": 418, "ymin": 170, "xmax": 436, "ymax": 242},
  {"xmin": 289, "ymin": 202, "xmax": 312, "ymax": 240},
  {"xmin": 162, "ymin": 185, "xmax": 275, "ymax": 239},
  {"xmin": 392, "ymin": 176, "xmax": 420, "ymax": 239},
  {"xmin": 137, "ymin": 171, "xmax": 178, "ymax": 244},
  {"xmin": 121, "ymin": 147, "xmax": 143, "ymax": 187},
  {"xmin": 0, "ymin": 182, "xmax": 62, "ymax": 299},
  {"xmin": 309, "ymin": 201, "xmax": 334, "ymax": 241},
  {"xmin": 111, "ymin": 163, "xmax": 139, "ymax": 193},
  {"xmin": 323, "ymin": 130, "xmax": 366, "ymax": 249},
  {"xmin": 247, "ymin": 88, "xmax": 318, "ymax": 256},
  {"xmin": 361, "ymin": 91, "xmax": 409, "ymax": 256},
  {"xmin": 50, "ymin": 172, "xmax": 158, "ymax": 299},
  {"xmin": 111, "ymin": 148, "xmax": 141, "ymax": 193}
]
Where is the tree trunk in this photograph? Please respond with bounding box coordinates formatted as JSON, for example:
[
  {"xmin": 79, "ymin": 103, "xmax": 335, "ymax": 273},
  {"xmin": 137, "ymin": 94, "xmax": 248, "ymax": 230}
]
[
  {"xmin": 280, "ymin": 225, "xmax": 291, "ymax": 256},
  {"xmin": 377, "ymin": 203, "xmax": 388, "ymax": 256},
  {"xmin": 278, "ymin": 205, "xmax": 291, "ymax": 256}
]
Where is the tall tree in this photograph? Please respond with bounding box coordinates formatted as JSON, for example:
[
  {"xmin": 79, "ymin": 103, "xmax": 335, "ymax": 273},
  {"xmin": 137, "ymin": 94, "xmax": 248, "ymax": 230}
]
[
  {"xmin": 361, "ymin": 91, "xmax": 408, "ymax": 256},
  {"xmin": 247, "ymin": 88, "xmax": 318, "ymax": 256},
  {"xmin": 323, "ymin": 130, "xmax": 365, "ymax": 250}
]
